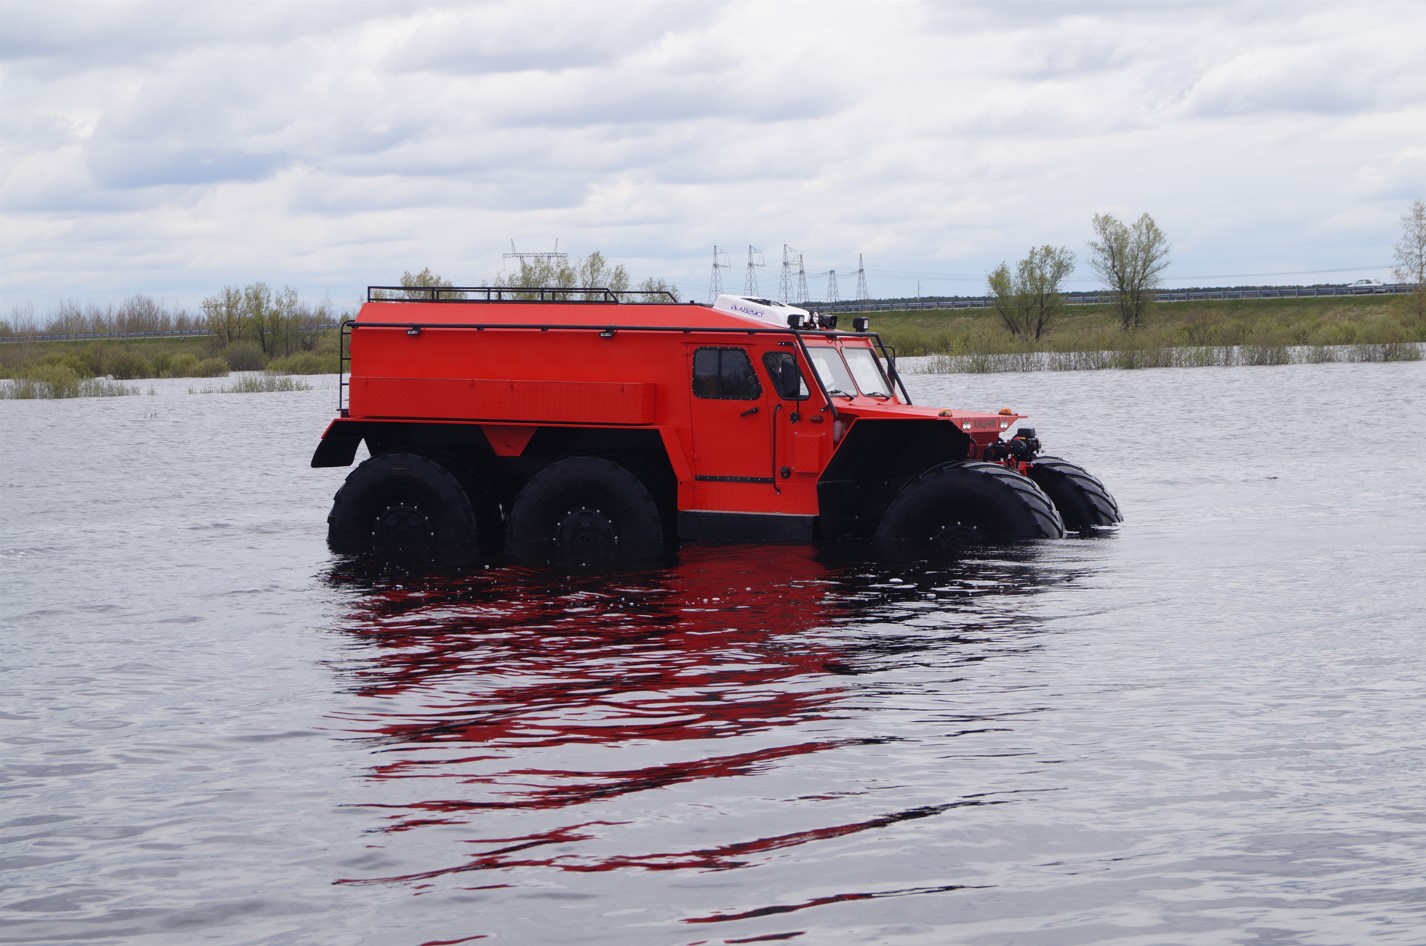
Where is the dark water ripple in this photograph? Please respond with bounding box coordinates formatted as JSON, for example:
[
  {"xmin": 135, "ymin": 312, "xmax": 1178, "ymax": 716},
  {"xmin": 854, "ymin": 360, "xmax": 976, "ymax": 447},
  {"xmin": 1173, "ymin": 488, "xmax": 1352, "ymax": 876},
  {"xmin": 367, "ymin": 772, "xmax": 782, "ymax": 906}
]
[{"xmin": 3, "ymin": 363, "xmax": 1425, "ymax": 945}]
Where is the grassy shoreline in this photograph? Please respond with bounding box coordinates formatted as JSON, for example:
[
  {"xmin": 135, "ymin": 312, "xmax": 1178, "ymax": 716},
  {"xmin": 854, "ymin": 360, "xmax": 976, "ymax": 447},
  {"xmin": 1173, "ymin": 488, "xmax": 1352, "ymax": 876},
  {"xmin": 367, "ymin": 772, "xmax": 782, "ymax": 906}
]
[
  {"xmin": 916, "ymin": 341, "xmax": 1422, "ymax": 374},
  {"xmin": 866, "ymin": 293, "xmax": 1423, "ymax": 373},
  {"xmin": 3, "ymin": 294, "xmax": 1421, "ymax": 397}
]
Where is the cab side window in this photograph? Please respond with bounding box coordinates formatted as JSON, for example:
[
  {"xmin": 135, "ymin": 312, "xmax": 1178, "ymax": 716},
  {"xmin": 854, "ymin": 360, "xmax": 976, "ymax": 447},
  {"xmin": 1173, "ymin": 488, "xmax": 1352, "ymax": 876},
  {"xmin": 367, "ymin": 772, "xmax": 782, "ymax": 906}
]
[{"xmin": 693, "ymin": 347, "xmax": 762, "ymax": 400}]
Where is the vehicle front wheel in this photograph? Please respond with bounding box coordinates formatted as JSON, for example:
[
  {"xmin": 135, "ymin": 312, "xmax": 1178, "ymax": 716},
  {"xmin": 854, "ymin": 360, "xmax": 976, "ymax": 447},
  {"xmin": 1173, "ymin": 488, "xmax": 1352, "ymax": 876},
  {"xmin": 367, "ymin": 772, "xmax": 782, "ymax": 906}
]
[
  {"xmin": 327, "ymin": 452, "xmax": 482, "ymax": 566},
  {"xmin": 1026, "ymin": 457, "xmax": 1122, "ymax": 534},
  {"xmin": 874, "ymin": 460, "xmax": 1065, "ymax": 552}
]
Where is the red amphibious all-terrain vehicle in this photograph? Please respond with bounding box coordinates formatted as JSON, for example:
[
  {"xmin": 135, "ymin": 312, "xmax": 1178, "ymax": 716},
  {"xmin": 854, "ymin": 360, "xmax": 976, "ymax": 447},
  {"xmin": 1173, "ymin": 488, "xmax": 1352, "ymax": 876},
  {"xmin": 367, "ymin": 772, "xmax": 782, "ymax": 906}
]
[{"xmin": 312, "ymin": 287, "xmax": 1120, "ymax": 564}]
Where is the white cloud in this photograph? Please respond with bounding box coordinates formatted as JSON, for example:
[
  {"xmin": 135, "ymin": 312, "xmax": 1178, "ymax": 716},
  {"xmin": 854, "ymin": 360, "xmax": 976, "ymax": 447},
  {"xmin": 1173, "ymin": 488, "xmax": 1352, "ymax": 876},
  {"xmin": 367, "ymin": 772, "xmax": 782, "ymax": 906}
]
[{"xmin": 2, "ymin": 0, "xmax": 1424, "ymax": 316}]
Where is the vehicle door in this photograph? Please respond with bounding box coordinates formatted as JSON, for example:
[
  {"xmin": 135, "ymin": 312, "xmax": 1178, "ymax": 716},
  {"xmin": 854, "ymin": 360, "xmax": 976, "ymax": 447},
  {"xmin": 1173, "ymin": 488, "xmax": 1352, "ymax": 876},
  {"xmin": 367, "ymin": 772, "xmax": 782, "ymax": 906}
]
[
  {"xmin": 684, "ymin": 344, "xmax": 779, "ymax": 511},
  {"xmin": 759, "ymin": 347, "xmax": 826, "ymax": 513}
]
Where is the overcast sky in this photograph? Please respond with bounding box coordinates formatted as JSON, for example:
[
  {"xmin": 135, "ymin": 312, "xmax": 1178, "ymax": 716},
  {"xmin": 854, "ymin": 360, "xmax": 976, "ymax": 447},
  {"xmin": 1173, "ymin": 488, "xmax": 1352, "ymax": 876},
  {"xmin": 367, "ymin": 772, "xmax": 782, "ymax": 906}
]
[{"xmin": 2, "ymin": 0, "xmax": 1424, "ymax": 319}]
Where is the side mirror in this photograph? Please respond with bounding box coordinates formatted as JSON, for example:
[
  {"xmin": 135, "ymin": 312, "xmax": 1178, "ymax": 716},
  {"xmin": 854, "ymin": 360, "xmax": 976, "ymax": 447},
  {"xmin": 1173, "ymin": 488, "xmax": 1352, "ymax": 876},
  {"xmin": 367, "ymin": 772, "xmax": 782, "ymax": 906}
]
[{"xmin": 779, "ymin": 358, "xmax": 808, "ymax": 401}]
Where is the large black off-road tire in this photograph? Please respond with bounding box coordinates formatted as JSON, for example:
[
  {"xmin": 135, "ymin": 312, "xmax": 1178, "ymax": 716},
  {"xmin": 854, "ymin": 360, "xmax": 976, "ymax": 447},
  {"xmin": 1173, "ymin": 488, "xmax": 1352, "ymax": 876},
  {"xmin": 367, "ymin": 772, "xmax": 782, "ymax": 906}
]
[
  {"xmin": 874, "ymin": 460, "xmax": 1065, "ymax": 551},
  {"xmin": 1027, "ymin": 457, "xmax": 1122, "ymax": 534},
  {"xmin": 505, "ymin": 456, "xmax": 665, "ymax": 565},
  {"xmin": 327, "ymin": 452, "xmax": 482, "ymax": 566}
]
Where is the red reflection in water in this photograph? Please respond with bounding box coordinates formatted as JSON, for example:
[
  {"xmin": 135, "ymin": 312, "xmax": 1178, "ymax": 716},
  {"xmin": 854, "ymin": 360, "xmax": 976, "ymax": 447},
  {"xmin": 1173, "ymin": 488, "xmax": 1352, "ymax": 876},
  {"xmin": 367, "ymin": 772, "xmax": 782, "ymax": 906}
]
[
  {"xmin": 334, "ymin": 546, "xmax": 846, "ymax": 749},
  {"xmin": 328, "ymin": 544, "xmax": 1061, "ymax": 897},
  {"xmin": 330, "ymin": 546, "xmax": 863, "ymax": 880},
  {"xmin": 366, "ymin": 740, "xmax": 865, "ymax": 818}
]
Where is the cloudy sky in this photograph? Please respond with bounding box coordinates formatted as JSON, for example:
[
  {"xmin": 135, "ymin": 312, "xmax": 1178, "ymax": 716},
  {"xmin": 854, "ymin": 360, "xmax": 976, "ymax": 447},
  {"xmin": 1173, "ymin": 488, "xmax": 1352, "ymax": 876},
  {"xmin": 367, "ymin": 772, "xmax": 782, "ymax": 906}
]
[{"xmin": 2, "ymin": 0, "xmax": 1424, "ymax": 320}]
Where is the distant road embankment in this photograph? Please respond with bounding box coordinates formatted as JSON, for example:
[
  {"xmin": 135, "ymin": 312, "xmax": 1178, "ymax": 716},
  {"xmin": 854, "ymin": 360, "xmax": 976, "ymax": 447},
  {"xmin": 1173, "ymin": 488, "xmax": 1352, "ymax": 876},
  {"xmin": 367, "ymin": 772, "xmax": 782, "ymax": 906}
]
[{"xmin": 822, "ymin": 282, "xmax": 1415, "ymax": 312}]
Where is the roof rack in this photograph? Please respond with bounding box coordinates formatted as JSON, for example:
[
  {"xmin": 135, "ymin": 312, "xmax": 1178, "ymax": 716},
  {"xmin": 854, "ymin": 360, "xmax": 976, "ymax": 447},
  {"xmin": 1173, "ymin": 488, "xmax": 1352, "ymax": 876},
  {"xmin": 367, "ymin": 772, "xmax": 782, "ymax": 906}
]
[{"xmin": 365, "ymin": 286, "xmax": 681, "ymax": 304}]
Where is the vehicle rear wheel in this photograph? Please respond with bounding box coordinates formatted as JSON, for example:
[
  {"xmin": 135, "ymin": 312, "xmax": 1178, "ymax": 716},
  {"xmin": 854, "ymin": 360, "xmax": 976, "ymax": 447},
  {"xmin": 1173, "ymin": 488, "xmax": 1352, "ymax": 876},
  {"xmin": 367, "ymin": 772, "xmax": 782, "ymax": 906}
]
[
  {"xmin": 506, "ymin": 456, "xmax": 666, "ymax": 565},
  {"xmin": 1027, "ymin": 457, "xmax": 1122, "ymax": 534},
  {"xmin": 874, "ymin": 460, "xmax": 1065, "ymax": 552},
  {"xmin": 327, "ymin": 452, "xmax": 482, "ymax": 566}
]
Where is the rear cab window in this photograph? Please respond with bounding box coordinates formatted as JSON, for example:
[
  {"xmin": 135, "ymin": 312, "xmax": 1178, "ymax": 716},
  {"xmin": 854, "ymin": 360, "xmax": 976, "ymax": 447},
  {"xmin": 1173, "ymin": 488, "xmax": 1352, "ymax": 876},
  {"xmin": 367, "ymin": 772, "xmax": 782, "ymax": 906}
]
[{"xmin": 693, "ymin": 347, "xmax": 762, "ymax": 399}]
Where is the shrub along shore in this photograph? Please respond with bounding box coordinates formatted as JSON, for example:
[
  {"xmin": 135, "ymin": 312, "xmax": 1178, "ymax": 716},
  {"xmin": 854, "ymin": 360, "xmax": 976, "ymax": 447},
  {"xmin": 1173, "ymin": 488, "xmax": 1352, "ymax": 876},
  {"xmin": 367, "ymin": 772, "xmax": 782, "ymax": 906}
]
[
  {"xmin": 0, "ymin": 332, "xmax": 339, "ymax": 398},
  {"xmin": 2, "ymin": 293, "xmax": 1421, "ymax": 398}
]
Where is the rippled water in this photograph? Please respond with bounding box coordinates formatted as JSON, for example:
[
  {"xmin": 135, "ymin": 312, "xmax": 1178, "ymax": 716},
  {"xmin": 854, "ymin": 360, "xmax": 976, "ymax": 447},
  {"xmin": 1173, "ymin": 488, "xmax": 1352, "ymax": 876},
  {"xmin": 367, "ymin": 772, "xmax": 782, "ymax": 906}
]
[{"xmin": 3, "ymin": 362, "xmax": 1425, "ymax": 946}]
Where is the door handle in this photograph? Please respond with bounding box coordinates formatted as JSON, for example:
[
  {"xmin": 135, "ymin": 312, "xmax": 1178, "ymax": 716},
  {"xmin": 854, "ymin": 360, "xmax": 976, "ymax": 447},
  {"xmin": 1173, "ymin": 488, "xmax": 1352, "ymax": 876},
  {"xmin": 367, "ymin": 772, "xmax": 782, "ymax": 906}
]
[{"xmin": 741, "ymin": 406, "xmax": 760, "ymax": 417}]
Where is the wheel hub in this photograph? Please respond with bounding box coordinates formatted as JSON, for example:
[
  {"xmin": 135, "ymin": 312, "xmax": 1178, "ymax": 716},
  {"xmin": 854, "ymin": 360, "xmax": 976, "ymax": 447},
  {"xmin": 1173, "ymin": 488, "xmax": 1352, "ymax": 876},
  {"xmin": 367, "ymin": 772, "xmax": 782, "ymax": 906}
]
[
  {"xmin": 372, "ymin": 503, "xmax": 435, "ymax": 558},
  {"xmin": 927, "ymin": 519, "xmax": 987, "ymax": 548},
  {"xmin": 554, "ymin": 506, "xmax": 619, "ymax": 551}
]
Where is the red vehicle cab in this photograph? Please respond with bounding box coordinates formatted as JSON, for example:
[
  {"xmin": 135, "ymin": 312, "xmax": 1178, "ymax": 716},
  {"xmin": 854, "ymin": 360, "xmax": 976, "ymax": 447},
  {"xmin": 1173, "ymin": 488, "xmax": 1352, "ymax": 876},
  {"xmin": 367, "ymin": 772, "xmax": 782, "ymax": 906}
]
[{"xmin": 313, "ymin": 288, "xmax": 1120, "ymax": 564}]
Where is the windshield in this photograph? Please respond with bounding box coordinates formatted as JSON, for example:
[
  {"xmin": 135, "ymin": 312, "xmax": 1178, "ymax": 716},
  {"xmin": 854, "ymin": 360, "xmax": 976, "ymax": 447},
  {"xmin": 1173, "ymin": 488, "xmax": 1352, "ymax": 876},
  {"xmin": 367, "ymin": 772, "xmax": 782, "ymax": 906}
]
[
  {"xmin": 842, "ymin": 346, "xmax": 894, "ymax": 398},
  {"xmin": 805, "ymin": 345, "xmax": 857, "ymax": 397}
]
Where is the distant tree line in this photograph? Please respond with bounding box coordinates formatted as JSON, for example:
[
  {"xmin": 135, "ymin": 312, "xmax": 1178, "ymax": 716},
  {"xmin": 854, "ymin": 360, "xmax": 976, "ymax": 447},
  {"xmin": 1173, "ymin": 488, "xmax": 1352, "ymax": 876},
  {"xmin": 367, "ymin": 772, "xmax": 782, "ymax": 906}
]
[
  {"xmin": 200, "ymin": 282, "xmax": 338, "ymax": 359},
  {"xmin": 990, "ymin": 199, "xmax": 1423, "ymax": 344},
  {"xmin": 492, "ymin": 252, "xmax": 679, "ymax": 300},
  {"xmin": 1, "ymin": 285, "xmax": 340, "ymax": 350},
  {"xmin": 372, "ymin": 255, "xmax": 680, "ymax": 302},
  {"xmin": 1, "ymin": 294, "xmax": 203, "ymax": 338},
  {"xmin": 988, "ymin": 212, "xmax": 1171, "ymax": 343},
  {"xmin": 1, "ymin": 285, "xmax": 345, "ymax": 383}
]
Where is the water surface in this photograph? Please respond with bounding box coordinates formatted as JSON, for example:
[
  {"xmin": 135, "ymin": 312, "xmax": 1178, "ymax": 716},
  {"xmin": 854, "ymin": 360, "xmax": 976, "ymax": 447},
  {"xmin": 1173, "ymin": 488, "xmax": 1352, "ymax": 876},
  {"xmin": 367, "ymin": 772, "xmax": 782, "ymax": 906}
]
[{"xmin": 3, "ymin": 362, "xmax": 1424, "ymax": 945}]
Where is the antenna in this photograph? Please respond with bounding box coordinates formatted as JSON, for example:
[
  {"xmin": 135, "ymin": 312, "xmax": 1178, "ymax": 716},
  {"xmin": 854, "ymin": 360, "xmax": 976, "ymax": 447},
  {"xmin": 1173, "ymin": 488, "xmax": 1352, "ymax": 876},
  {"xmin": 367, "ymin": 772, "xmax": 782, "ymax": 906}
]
[
  {"xmin": 855, "ymin": 253, "xmax": 869, "ymax": 301},
  {"xmin": 780, "ymin": 245, "xmax": 800, "ymax": 302},
  {"xmin": 744, "ymin": 245, "xmax": 765, "ymax": 295},
  {"xmin": 708, "ymin": 245, "xmax": 732, "ymax": 302}
]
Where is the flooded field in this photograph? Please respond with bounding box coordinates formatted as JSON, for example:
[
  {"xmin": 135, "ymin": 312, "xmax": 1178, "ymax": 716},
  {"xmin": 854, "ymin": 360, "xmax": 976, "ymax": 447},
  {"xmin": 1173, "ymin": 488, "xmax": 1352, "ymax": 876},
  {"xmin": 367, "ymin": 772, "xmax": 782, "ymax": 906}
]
[{"xmin": 3, "ymin": 362, "xmax": 1424, "ymax": 945}]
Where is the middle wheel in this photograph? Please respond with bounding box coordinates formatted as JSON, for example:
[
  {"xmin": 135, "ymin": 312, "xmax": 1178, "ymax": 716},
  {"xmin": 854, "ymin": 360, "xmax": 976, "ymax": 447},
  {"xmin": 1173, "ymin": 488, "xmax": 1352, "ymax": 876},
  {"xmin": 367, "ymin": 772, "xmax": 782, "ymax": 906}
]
[{"xmin": 506, "ymin": 456, "xmax": 666, "ymax": 565}]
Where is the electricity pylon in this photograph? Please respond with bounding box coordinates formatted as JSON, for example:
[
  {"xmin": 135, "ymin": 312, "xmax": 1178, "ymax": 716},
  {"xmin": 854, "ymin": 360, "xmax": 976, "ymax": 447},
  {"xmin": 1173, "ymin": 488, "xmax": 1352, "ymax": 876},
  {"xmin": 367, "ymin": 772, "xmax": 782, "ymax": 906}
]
[
  {"xmin": 744, "ymin": 245, "xmax": 765, "ymax": 295},
  {"xmin": 708, "ymin": 245, "xmax": 732, "ymax": 302}
]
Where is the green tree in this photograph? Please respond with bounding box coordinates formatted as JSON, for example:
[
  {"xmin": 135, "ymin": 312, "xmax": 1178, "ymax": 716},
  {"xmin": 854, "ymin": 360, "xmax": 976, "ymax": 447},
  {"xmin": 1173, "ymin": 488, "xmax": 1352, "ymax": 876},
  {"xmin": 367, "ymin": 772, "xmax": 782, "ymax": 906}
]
[
  {"xmin": 987, "ymin": 245, "xmax": 1076, "ymax": 342},
  {"xmin": 201, "ymin": 282, "xmax": 305, "ymax": 357},
  {"xmin": 575, "ymin": 251, "xmax": 630, "ymax": 294},
  {"xmin": 1393, "ymin": 198, "xmax": 1426, "ymax": 319},
  {"xmin": 268, "ymin": 286, "xmax": 304, "ymax": 356},
  {"xmin": 202, "ymin": 286, "xmax": 244, "ymax": 345},
  {"xmin": 281, "ymin": 298, "xmax": 334, "ymax": 355},
  {"xmin": 402, "ymin": 267, "xmax": 467, "ymax": 300},
  {"xmin": 1088, "ymin": 212, "xmax": 1170, "ymax": 331},
  {"xmin": 496, "ymin": 256, "xmax": 578, "ymax": 298},
  {"xmin": 371, "ymin": 268, "xmax": 466, "ymax": 300},
  {"xmin": 636, "ymin": 276, "xmax": 681, "ymax": 300},
  {"xmin": 243, "ymin": 282, "xmax": 288, "ymax": 357},
  {"xmin": 494, "ymin": 251, "xmax": 664, "ymax": 300}
]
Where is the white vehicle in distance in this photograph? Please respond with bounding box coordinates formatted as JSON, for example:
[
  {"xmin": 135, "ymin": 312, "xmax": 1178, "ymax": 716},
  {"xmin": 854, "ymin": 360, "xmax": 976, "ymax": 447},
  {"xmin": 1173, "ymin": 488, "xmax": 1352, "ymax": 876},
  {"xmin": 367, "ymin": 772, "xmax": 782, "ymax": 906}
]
[{"xmin": 1347, "ymin": 278, "xmax": 1388, "ymax": 293}]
